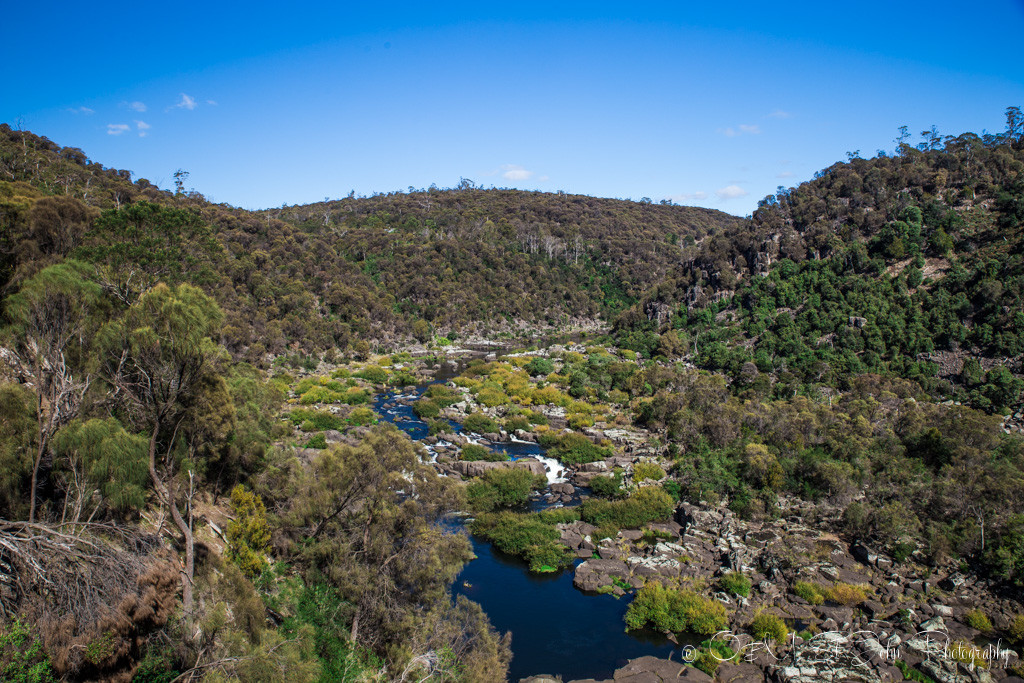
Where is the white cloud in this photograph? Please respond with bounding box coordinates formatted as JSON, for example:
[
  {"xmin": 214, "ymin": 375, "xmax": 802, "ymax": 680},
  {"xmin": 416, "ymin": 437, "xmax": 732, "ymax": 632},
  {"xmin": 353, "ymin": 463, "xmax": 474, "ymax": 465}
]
[
  {"xmin": 173, "ymin": 93, "xmax": 197, "ymax": 110},
  {"xmin": 669, "ymin": 191, "xmax": 709, "ymax": 203},
  {"xmin": 135, "ymin": 120, "xmax": 151, "ymax": 137},
  {"xmin": 206, "ymin": 99, "xmax": 218, "ymax": 106},
  {"xmin": 126, "ymin": 101, "xmax": 147, "ymax": 112},
  {"xmin": 715, "ymin": 185, "xmax": 749, "ymax": 200},
  {"xmin": 776, "ymin": 171, "xmax": 794, "ymax": 179},
  {"xmin": 718, "ymin": 124, "xmax": 760, "ymax": 137},
  {"xmin": 538, "ymin": 175, "xmax": 550, "ymax": 182},
  {"xmin": 67, "ymin": 106, "xmax": 94, "ymax": 115},
  {"xmin": 501, "ymin": 164, "xmax": 533, "ymax": 181},
  {"xmin": 107, "ymin": 123, "xmax": 130, "ymax": 135},
  {"xmin": 767, "ymin": 109, "xmax": 792, "ymax": 119}
]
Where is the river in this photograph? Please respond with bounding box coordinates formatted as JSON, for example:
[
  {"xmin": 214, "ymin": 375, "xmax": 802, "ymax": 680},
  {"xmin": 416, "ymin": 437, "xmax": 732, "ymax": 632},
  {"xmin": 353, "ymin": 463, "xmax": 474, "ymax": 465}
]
[{"xmin": 373, "ymin": 357, "xmax": 679, "ymax": 681}]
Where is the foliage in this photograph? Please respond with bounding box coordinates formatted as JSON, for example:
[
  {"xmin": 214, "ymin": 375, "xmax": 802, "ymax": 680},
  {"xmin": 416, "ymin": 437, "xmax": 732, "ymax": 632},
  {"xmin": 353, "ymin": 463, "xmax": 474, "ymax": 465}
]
[
  {"xmin": 548, "ymin": 432, "xmax": 612, "ymax": 466},
  {"xmin": 466, "ymin": 467, "xmax": 544, "ymax": 512},
  {"xmin": 580, "ymin": 487, "xmax": 675, "ymax": 530},
  {"xmin": 963, "ymin": 609, "xmax": 992, "ymax": 632},
  {"xmin": 459, "ymin": 444, "xmax": 508, "ymax": 462},
  {"xmin": 624, "ymin": 582, "xmax": 727, "ymax": 635},
  {"xmin": 589, "ymin": 470, "xmax": 624, "ymax": 498},
  {"xmin": 470, "ymin": 511, "xmax": 573, "ymax": 572},
  {"xmin": 462, "ymin": 412, "xmax": 499, "ymax": 434},
  {"xmin": 1008, "ymin": 614, "xmax": 1024, "ymax": 644},
  {"xmin": 750, "ymin": 611, "xmax": 788, "ymax": 642},
  {"xmin": 0, "ymin": 619, "xmax": 55, "ymax": 683},
  {"xmin": 793, "ymin": 581, "xmax": 826, "ymax": 605},
  {"xmin": 632, "ymin": 461, "xmax": 665, "ymax": 481},
  {"xmin": 226, "ymin": 485, "xmax": 271, "ymax": 579},
  {"xmin": 718, "ymin": 572, "xmax": 751, "ymax": 598}
]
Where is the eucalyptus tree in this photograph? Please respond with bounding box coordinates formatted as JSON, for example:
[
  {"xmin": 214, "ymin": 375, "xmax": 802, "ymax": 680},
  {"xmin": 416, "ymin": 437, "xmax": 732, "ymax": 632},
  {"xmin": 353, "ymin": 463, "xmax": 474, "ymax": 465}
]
[
  {"xmin": 98, "ymin": 282, "xmax": 225, "ymax": 620},
  {"xmin": 2, "ymin": 260, "xmax": 100, "ymax": 522}
]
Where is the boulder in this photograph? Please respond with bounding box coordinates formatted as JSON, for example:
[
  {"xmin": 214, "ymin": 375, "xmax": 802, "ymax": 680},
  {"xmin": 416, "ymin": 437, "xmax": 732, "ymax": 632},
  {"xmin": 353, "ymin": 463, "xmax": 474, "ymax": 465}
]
[{"xmin": 449, "ymin": 458, "xmax": 546, "ymax": 478}]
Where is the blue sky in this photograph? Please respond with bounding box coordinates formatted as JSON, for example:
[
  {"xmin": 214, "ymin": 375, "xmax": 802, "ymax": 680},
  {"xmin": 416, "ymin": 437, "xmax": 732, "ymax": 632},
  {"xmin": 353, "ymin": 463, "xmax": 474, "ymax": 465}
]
[{"xmin": 4, "ymin": 2, "xmax": 1024, "ymax": 216}]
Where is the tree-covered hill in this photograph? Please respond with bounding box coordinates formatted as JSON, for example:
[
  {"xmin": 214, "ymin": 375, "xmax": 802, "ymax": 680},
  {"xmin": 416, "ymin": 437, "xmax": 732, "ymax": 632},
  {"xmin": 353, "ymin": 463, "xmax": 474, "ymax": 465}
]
[
  {"xmin": 0, "ymin": 124, "xmax": 743, "ymax": 362},
  {"xmin": 615, "ymin": 110, "xmax": 1024, "ymax": 413}
]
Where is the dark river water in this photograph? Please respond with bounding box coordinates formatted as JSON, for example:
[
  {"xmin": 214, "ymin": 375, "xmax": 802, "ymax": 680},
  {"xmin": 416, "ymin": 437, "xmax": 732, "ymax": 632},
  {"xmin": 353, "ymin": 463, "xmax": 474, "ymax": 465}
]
[{"xmin": 374, "ymin": 359, "xmax": 678, "ymax": 682}]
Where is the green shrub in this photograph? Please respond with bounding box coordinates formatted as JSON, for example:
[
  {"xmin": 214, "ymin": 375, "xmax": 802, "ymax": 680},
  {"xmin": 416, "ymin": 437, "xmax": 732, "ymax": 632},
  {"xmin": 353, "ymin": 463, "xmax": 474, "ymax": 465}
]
[
  {"xmin": 750, "ymin": 611, "xmax": 788, "ymax": 642},
  {"xmin": 525, "ymin": 357, "xmax": 555, "ymax": 376},
  {"xmin": 793, "ymin": 581, "xmax": 826, "ymax": 605},
  {"xmin": 590, "ymin": 471, "xmax": 624, "ymax": 498},
  {"xmin": 624, "ymin": 582, "xmax": 727, "ymax": 635},
  {"xmin": 426, "ymin": 384, "xmax": 461, "ymax": 406},
  {"xmin": 463, "ymin": 412, "xmax": 499, "ymax": 434},
  {"xmin": 466, "ymin": 468, "xmax": 544, "ymax": 511},
  {"xmin": 413, "ymin": 399, "xmax": 441, "ymax": 418},
  {"xmin": 504, "ymin": 415, "xmax": 531, "ymax": 431},
  {"xmin": 633, "ymin": 462, "xmax": 666, "ymax": 481},
  {"xmin": 824, "ymin": 582, "xmax": 867, "ymax": 606},
  {"xmin": 894, "ymin": 660, "xmax": 936, "ymax": 683},
  {"xmin": 288, "ymin": 408, "xmax": 343, "ymax": 431},
  {"xmin": 581, "ymin": 487, "xmax": 675, "ymax": 529},
  {"xmin": 226, "ymin": 485, "xmax": 271, "ymax": 579},
  {"xmin": 470, "ymin": 511, "xmax": 573, "ymax": 572},
  {"xmin": 719, "ymin": 572, "xmax": 751, "ymax": 598},
  {"xmin": 551, "ymin": 432, "xmax": 612, "ymax": 466},
  {"xmin": 964, "ymin": 609, "xmax": 993, "ymax": 632},
  {"xmin": 0, "ymin": 619, "xmax": 55, "ymax": 683},
  {"xmin": 460, "ymin": 444, "xmax": 508, "ymax": 462},
  {"xmin": 1009, "ymin": 614, "xmax": 1024, "ymax": 643},
  {"xmin": 305, "ymin": 433, "xmax": 327, "ymax": 449},
  {"xmin": 347, "ymin": 407, "xmax": 377, "ymax": 426},
  {"xmin": 354, "ymin": 365, "xmax": 388, "ymax": 384}
]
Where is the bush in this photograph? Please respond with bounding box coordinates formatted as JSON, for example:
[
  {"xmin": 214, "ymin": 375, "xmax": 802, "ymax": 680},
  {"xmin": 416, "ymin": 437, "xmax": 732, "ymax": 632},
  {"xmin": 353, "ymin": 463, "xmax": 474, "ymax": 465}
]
[
  {"xmin": 413, "ymin": 399, "xmax": 440, "ymax": 418},
  {"xmin": 750, "ymin": 611, "xmax": 788, "ymax": 642},
  {"xmin": 526, "ymin": 357, "xmax": 555, "ymax": 376},
  {"xmin": 463, "ymin": 412, "xmax": 499, "ymax": 434},
  {"xmin": 425, "ymin": 384, "xmax": 461, "ymax": 406},
  {"xmin": 460, "ymin": 444, "xmax": 508, "ymax": 462},
  {"xmin": 305, "ymin": 433, "xmax": 327, "ymax": 449},
  {"xmin": 226, "ymin": 485, "xmax": 271, "ymax": 579},
  {"xmin": 633, "ymin": 462, "xmax": 666, "ymax": 481},
  {"xmin": 824, "ymin": 582, "xmax": 867, "ymax": 606},
  {"xmin": 624, "ymin": 582, "xmax": 727, "ymax": 635},
  {"xmin": 0, "ymin": 619, "xmax": 55, "ymax": 683},
  {"xmin": 964, "ymin": 609, "xmax": 992, "ymax": 632},
  {"xmin": 1008, "ymin": 614, "xmax": 1024, "ymax": 643},
  {"xmin": 581, "ymin": 487, "xmax": 675, "ymax": 530},
  {"xmin": 470, "ymin": 511, "xmax": 573, "ymax": 572},
  {"xmin": 354, "ymin": 365, "xmax": 388, "ymax": 384},
  {"xmin": 288, "ymin": 408, "xmax": 343, "ymax": 431},
  {"xmin": 590, "ymin": 472, "xmax": 623, "ymax": 498},
  {"xmin": 551, "ymin": 432, "xmax": 612, "ymax": 466},
  {"xmin": 347, "ymin": 407, "xmax": 377, "ymax": 426},
  {"xmin": 719, "ymin": 572, "xmax": 751, "ymax": 598},
  {"xmin": 793, "ymin": 581, "xmax": 826, "ymax": 605},
  {"xmin": 466, "ymin": 468, "xmax": 544, "ymax": 511}
]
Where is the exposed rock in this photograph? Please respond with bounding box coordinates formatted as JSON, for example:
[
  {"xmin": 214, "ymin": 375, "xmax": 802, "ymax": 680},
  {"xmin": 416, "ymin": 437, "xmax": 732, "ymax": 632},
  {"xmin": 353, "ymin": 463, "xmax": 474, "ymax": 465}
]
[
  {"xmin": 449, "ymin": 458, "xmax": 546, "ymax": 478},
  {"xmin": 573, "ymin": 558, "xmax": 629, "ymax": 592}
]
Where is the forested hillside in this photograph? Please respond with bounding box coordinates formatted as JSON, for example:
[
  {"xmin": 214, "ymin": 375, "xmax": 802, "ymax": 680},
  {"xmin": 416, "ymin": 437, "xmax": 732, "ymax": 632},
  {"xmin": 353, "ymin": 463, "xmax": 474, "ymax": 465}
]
[
  {"xmin": 616, "ymin": 109, "xmax": 1024, "ymax": 414},
  {"xmin": 0, "ymin": 124, "xmax": 742, "ymax": 361}
]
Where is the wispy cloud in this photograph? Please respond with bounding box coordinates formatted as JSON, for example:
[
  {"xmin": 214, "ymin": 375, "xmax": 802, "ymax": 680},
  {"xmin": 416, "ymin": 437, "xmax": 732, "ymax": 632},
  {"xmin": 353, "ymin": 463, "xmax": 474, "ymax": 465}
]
[
  {"xmin": 67, "ymin": 106, "xmax": 94, "ymax": 115},
  {"xmin": 715, "ymin": 185, "xmax": 748, "ymax": 200},
  {"xmin": 124, "ymin": 101, "xmax": 147, "ymax": 112},
  {"xmin": 501, "ymin": 164, "xmax": 533, "ymax": 181},
  {"xmin": 172, "ymin": 93, "xmax": 197, "ymax": 110},
  {"xmin": 767, "ymin": 109, "xmax": 792, "ymax": 119},
  {"xmin": 107, "ymin": 123, "xmax": 130, "ymax": 135},
  {"xmin": 776, "ymin": 171, "xmax": 794, "ymax": 179},
  {"xmin": 206, "ymin": 99, "xmax": 218, "ymax": 106},
  {"xmin": 135, "ymin": 120, "xmax": 151, "ymax": 137},
  {"xmin": 718, "ymin": 124, "xmax": 760, "ymax": 137},
  {"xmin": 669, "ymin": 191, "xmax": 709, "ymax": 203}
]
